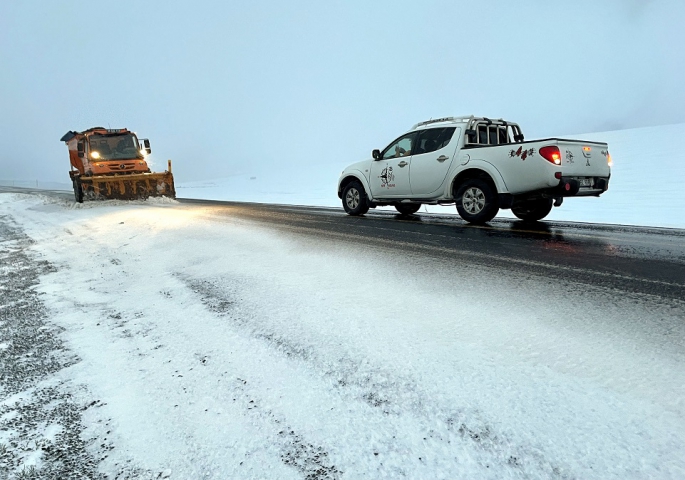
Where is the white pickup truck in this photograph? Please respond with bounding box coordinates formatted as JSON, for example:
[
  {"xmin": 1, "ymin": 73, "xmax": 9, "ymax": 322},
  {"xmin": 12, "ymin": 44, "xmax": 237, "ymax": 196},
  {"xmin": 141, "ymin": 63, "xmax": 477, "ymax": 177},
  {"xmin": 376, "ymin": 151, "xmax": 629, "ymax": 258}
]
[{"xmin": 337, "ymin": 116, "xmax": 611, "ymax": 223}]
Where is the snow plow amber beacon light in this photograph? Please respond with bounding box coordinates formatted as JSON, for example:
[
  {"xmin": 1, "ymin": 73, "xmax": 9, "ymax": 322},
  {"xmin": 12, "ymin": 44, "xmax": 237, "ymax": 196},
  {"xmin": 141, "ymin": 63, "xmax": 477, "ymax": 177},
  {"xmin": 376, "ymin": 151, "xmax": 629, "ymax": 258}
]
[{"xmin": 539, "ymin": 146, "xmax": 561, "ymax": 165}]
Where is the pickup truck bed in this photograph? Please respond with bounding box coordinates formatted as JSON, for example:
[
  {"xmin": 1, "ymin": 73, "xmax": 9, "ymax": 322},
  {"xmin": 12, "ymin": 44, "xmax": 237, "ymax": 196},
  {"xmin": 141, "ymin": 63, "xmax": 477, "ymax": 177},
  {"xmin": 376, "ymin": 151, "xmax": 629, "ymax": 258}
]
[{"xmin": 463, "ymin": 137, "xmax": 611, "ymax": 197}]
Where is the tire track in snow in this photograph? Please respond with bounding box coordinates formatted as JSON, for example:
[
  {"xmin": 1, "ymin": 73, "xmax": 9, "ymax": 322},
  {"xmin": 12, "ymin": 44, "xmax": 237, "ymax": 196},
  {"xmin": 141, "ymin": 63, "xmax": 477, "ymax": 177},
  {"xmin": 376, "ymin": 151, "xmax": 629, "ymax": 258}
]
[
  {"xmin": 181, "ymin": 276, "xmax": 571, "ymax": 479},
  {"xmin": 231, "ymin": 376, "xmax": 343, "ymax": 480},
  {"xmin": 182, "ymin": 276, "xmax": 343, "ymax": 479}
]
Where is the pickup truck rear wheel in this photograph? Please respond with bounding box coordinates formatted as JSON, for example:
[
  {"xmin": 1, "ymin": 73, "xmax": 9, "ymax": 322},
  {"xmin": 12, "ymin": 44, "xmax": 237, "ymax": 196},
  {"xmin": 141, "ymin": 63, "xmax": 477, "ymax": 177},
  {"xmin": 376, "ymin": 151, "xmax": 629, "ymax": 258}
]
[
  {"xmin": 342, "ymin": 181, "xmax": 369, "ymax": 215},
  {"xmin": 512, "ymin": 198, "xmax": 553, "ymax": 222},
  {"xmin": 395, "ymin": 204, "xmax": 421, "ymax": 215},
  {"xmin": 455, "ymin": 179, "xmax": 499, "ymax": 224}
]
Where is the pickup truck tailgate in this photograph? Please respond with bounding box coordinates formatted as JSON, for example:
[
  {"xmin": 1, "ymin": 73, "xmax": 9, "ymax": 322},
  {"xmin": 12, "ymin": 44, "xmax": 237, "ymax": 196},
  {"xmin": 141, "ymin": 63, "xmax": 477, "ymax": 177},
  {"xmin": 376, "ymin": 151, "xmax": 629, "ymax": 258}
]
[{"xmin": 557, "ymin": 140, "xmax": 611, "ymax": 177}]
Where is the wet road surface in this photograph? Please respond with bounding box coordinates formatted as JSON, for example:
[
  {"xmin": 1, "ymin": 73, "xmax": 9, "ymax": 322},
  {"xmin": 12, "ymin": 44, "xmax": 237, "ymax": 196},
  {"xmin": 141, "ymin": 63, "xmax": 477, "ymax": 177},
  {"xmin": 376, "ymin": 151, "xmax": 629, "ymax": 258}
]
[
  {"xmin": 2, "ymin": 187, "xmax": 683, "ymax": 300},
  {"xmin": 178, "ymin": 198, "xmax": 685, "ymax": 301}
]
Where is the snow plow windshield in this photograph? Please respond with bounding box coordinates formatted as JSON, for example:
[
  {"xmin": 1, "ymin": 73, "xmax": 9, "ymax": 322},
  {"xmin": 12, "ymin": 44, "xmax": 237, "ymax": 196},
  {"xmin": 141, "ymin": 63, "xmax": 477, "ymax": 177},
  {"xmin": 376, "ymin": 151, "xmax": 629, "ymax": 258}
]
[{"xmin": 89, "ymin": 134, "xmax": 142, "ymax": 160}]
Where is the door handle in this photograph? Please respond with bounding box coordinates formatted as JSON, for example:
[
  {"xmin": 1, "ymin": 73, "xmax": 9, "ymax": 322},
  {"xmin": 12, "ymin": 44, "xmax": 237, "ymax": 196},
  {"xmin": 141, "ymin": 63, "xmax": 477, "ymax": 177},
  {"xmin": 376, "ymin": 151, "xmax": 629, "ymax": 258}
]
[
  {"xmin": 436, "ymin": 155, "xmax": 449, "ymax": 162},
  {"xmin": 398, "ymin": 161, "xmax": 408, "ymax": 167}
]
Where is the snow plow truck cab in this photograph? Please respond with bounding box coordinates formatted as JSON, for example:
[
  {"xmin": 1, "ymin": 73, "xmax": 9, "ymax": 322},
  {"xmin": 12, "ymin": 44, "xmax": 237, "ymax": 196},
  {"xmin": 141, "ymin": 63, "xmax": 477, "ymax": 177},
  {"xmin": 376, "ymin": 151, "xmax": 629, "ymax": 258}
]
[{"xmin": 60, "ymin": 127, "xmax": 175, "ymax": 202}]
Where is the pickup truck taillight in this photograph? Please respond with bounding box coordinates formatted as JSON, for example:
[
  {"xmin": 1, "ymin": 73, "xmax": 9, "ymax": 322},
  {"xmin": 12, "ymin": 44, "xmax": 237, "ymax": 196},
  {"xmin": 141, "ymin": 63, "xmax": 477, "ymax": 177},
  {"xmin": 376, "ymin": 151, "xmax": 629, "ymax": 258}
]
[{"xmin": 539, "ymin": 146, "xmax": 562, "ymax": 165}]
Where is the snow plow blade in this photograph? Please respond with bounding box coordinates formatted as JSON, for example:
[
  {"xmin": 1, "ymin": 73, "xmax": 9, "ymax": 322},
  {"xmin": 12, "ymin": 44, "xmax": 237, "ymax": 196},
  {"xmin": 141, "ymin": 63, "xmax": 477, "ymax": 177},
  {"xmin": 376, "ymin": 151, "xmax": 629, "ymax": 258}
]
[{"xmin": 75, "ymin": 171, "xmax": 175, "ymax": 202}]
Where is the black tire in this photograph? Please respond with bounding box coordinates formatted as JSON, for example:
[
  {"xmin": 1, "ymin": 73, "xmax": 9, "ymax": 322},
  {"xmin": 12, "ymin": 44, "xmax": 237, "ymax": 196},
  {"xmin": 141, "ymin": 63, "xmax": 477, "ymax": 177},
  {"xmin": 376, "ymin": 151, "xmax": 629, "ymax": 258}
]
[
  {"xmin": 455, "ymin": 178, "xmax": 499, "ymax": 224},
  {"xmin": 395, "ymin": 204, "xmax": 421, "ymax": 215},
  {"xmin": 73, "ymin": 179, "xmax": 84, "ymax": 203},
  {"xmin": 511, "ymin": 198, "xmax": 553, "ymax": 222},
  {"xmin": 342, "ymin": 181, "xmax": 369, "ymax": 215}
]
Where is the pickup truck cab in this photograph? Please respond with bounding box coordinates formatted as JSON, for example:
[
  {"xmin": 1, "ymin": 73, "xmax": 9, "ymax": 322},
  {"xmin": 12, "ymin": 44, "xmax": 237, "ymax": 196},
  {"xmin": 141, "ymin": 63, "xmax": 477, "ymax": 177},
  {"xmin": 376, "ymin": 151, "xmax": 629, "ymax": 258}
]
[{"xmin": 337, "ymin": 116, "xmax": 611, "ymax": 223}]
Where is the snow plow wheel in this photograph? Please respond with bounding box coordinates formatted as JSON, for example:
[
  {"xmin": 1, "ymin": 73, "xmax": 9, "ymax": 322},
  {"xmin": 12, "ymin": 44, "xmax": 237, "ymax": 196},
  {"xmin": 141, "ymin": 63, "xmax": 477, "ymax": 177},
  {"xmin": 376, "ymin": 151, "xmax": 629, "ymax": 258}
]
[{"xmin": 73, "ymin": 179, "xmax": 83, "ymax": 203}]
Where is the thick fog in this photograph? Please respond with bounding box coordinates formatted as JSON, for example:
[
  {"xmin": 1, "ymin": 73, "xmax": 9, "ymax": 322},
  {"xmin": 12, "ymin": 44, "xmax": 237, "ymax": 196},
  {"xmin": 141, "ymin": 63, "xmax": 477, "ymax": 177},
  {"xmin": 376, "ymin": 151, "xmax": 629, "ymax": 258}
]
[{"xmin": 1, "ymin": 0, "xmax": 683, "ymax": 183}]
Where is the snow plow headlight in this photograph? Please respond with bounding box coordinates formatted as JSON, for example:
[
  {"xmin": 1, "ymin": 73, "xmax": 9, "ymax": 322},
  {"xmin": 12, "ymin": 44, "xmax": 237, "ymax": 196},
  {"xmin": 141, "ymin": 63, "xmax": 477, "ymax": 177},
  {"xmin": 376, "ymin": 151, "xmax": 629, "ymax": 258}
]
[{"xmin": 91, "ymin": 151, "xmax": 100, "ymax": 159}]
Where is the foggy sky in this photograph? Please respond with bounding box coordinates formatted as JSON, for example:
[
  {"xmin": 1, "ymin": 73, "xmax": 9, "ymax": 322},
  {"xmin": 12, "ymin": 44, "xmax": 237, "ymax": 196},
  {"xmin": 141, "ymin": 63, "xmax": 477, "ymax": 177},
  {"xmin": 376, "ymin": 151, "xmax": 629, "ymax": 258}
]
[{"xmin": 1, "ymin": 0, "xmax": 684, "ymax": 183}]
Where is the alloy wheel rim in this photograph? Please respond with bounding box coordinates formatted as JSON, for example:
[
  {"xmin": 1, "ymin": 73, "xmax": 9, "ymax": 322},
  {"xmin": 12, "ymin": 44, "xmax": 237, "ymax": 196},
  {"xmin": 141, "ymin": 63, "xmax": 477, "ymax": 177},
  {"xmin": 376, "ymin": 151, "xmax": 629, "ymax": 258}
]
[
  {"xmin": 463, "ymin": 187, "xmax": 485, "ymax": 214},
  {"xmin": 346, "ymin": 188, "xmax": 360, "ymax": 209}
]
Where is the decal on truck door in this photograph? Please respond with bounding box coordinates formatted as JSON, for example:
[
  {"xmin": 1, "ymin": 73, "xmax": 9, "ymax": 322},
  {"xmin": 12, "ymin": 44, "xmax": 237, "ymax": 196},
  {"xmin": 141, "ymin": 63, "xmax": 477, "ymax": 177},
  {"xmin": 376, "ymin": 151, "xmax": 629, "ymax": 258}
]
[
  {"xmin": 509, "ymin": 146, "xmax": 536, "ymax": 161},
  {"xmin": 379, "ymin": 166, "xmax": 395, "ymax": 188}
]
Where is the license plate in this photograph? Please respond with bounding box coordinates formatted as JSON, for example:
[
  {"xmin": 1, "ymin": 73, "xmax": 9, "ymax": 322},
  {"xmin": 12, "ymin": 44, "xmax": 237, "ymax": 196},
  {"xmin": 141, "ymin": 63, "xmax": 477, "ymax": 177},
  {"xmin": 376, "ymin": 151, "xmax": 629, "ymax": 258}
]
[{"xmin": 580, "ymin": 178, "xmax": 593, "ymax": 187}]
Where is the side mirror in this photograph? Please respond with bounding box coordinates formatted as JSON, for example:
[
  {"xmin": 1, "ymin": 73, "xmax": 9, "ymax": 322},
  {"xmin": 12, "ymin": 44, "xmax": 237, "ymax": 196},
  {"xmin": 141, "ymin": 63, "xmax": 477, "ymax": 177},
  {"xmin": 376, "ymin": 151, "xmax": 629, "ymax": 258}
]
[
  {"xmin": 142, "ymin": 139, "xmax": 152, "ymax": 154},
  {"xmin": 465, "ymin": 129, "xmax": 477, "ymax": 143},
  {"xmin": 77, "ymin": 143, "xmax": 84, "ymax": 158},
  {"xmin": 372, "ymin": 149, "xmax": 381, "ymax": 160}
]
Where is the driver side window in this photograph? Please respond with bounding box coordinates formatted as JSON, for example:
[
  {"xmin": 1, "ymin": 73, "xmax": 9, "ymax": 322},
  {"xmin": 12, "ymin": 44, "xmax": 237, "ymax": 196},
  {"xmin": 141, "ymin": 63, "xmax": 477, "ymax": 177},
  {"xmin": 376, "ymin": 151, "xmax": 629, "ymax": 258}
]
[{"xmin": 382, "ymin": 134, "xmax": 415, "ymax": 159}]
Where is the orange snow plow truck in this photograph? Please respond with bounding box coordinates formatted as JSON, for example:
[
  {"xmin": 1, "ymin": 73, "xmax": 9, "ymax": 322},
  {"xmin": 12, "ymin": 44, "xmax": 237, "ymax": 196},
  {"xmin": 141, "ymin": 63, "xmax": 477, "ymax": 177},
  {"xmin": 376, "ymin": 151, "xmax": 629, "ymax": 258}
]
[{"xmin": 60, "ymin": 127, "xmax": 175, "ymax": 202}]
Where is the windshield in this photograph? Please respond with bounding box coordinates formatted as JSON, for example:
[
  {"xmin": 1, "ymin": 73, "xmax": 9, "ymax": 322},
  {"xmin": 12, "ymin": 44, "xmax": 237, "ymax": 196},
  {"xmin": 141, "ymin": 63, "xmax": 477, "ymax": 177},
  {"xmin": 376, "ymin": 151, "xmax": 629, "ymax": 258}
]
[{"xmin": 89, "ymin": 134, "xmax": 141, "ymax": 160}]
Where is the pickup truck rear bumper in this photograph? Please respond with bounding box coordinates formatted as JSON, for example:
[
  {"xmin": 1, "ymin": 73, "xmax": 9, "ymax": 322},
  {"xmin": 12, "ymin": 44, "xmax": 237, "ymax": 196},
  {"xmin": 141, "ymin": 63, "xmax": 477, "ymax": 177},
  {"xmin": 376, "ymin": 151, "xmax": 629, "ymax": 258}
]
[
  {"xmin": 499, "ymin": 175, "xmax": 610, "ymax": 208},
  {"xmin": 553, "ymin": 176, "xmax": 610, "ymax": 197}
]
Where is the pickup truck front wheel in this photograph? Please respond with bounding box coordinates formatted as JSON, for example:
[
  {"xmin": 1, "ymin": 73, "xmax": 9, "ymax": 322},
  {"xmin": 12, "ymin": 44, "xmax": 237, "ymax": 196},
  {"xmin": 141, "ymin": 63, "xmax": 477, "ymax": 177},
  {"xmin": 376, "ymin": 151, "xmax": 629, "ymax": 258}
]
[
  {"xmin": 455, "ymin": 179, "xmax": 499, "ymax": 224},
  {"xmin": 342, "ymin": 181, "xmax": 370, "ymax": 216},
  {"xmin": 511, "ymin": 198, "xmax": 553, "ymax": 222}
]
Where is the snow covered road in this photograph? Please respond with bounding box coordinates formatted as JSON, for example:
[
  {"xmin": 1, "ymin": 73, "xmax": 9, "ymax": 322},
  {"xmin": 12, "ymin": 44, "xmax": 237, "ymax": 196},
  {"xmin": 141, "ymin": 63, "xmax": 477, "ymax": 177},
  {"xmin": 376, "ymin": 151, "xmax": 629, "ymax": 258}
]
[{"xmin": 1, "ymin": 193, "xmax": 684, "ymax": 479}]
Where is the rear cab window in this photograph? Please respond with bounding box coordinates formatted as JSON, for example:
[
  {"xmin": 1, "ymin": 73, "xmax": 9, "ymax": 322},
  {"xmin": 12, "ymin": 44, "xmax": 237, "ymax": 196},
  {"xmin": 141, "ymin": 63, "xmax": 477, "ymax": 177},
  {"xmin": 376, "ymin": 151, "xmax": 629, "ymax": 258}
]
[{"xmin": 472, "ymin": 123, "xmax": 514, "ymax": 146}]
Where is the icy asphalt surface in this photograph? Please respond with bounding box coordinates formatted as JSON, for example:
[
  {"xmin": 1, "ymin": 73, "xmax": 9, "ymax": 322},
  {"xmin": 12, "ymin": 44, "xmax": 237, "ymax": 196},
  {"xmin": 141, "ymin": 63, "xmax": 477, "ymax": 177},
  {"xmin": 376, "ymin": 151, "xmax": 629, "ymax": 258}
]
[{"xmin": 1, "ymin": 191, "xmax": 684, "ymax": 479}]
